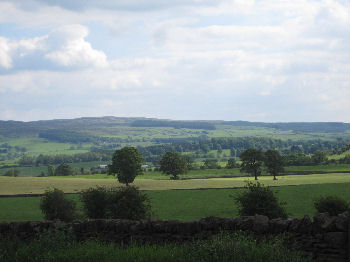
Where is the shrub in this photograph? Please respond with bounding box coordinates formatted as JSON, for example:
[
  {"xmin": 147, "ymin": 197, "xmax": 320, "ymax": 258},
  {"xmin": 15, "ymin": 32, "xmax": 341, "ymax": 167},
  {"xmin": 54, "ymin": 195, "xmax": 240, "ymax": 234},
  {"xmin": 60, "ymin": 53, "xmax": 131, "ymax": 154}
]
[
  {"xmin": 314, "ymin": 195, "xmax": 349, "ymax": 216},
  {"xmin": 107, "ymin": 186, "xmax": 151, "ymax": 220},
  {"xmin": 54, "ymin": 163, "xmax": 73, "ymax": 176},
  {"xmin": 81, "ymin": 187, "xmax": 109, "ymax": 219},
  {"xmin": 81, "ymin": 186, "xmax": 151, "ymax": 220},
  {"xmin": 233, "ymin": 182, "xmax": 287, "ymax": 219},
  {"xmin": 40, "ymin": 188, "xmax": 76, "ymax": 222}
]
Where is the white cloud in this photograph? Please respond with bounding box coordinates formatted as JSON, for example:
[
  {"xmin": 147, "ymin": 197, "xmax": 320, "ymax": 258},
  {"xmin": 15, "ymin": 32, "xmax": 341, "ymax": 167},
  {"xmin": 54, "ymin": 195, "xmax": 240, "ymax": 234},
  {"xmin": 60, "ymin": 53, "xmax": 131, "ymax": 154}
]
[
  {"xmin": 45, "ymin": 25, "xmax": 108, "ymax": 68},
  {"xmin": 0, "ymin": 37, "xmax": 12, "ymax": 68},
  {"xmin": 0, "ymin": 24, "xmax": 107, "ymax": 70},
  {"xmin": 1, "ymin": 0, "xmax": 350, "ymax": 121}
]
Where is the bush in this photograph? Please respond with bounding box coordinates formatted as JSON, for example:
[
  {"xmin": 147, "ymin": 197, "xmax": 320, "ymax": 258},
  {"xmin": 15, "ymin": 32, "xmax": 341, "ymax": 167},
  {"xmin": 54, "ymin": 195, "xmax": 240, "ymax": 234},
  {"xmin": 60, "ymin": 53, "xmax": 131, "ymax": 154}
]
[
  {"xmin": 314, "ymin": 195, "xmax": 349, "ymax": 216},
  {"xmin": 81, "ymin": 186, "xmax": 151, "ymax": 220},
  {"xmin": 40, "ymin": 188, "xmax": 76, "ymax": 222},
  {"xmin": 107, "ymin": 186, "xmax": 151, "ymax": 220},
  {"xmin": 81, "ymin": 187, "xmax": 109, "ymax": 219},
  {"xmin": 233, "ymin": 182, "xmax": 287, "ymax": 219}
]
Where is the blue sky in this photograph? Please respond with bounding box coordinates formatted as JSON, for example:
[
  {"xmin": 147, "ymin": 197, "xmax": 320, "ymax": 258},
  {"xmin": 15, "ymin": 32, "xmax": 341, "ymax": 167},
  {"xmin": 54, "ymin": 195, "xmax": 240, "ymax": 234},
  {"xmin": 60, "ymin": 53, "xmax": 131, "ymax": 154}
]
[{"xmin": 0, "ymin": 0, "xmax": 350, "ymax": 122}]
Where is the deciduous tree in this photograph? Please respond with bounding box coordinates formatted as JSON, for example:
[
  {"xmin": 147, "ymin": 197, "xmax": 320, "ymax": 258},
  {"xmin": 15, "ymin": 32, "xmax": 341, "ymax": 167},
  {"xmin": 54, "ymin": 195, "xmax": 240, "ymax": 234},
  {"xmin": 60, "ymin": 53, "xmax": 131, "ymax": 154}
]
[
  {"xmin": 109, "ymin": 147, "xmax": 143, "ymax": 186},
  {"xmin": 239, "ymin": 148, "xmax": 264, "ymax": 180},
  {"xmin": 160, "ymin": 152, "xmax": 187, "ymax": 180},
  {"xmin": 264, "ymin": 150, "xmax": 284, "ymax": 180}
]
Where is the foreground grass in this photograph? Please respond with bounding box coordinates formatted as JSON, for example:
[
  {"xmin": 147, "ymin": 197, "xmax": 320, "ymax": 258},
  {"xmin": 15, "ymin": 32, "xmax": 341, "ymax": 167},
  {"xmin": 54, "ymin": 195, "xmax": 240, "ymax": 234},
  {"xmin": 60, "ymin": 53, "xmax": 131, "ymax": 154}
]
[
  {"xmin": 0, "ymin": 231, "xmax": 308, "ymax": 262},
  {"xmin": 1, "ymin": 183, "xmax": 349, "ymax": 222},
  {"xmin": 1, "ymin": 172, "xmax": 350, "ymax": 195}
]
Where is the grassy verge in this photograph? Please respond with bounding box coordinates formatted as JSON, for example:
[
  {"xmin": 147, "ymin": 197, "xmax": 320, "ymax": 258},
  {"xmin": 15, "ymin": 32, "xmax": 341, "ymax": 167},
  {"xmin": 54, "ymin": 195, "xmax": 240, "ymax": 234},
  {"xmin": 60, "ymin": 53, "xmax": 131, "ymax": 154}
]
[
  {"xmin": 0, "ymin": 231, "xmax": 309, "ymax": 262},
  {"xmin": 1, "ymin": 182, "xmax": 349, "ymax": 222}
]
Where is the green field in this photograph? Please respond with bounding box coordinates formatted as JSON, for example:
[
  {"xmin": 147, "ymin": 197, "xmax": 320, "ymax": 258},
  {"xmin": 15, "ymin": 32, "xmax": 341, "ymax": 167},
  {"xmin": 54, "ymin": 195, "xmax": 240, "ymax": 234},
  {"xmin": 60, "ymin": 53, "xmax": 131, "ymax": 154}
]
[
  {"xmin": 1, "ymin": 182, "xmax": 349, "ymax": 222},
  {"xmin": 2, "ymin": 137, "xmax": 91, "ymax": 156},
  {"xmin": 2, "ymin": 163, "xmax": 350, "ymax": 178},
  {"xmin": 1, "ymin": 173, "xmax": 350, "ymax": 195},
  {"xmin": 0, "ymin": 161, "xmax": 109, "ymax": 177},
  {"xmin": 285, "ymin": 164, "xmax": 350, "ymax": 172}
]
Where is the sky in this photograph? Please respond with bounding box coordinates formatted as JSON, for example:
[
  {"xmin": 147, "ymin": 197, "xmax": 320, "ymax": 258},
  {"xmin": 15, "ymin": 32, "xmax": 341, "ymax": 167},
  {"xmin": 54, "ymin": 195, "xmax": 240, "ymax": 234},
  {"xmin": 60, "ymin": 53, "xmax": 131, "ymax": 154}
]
[{"xmin": 0, "ymin": 0, "xmax": 350, "ymax": 122}]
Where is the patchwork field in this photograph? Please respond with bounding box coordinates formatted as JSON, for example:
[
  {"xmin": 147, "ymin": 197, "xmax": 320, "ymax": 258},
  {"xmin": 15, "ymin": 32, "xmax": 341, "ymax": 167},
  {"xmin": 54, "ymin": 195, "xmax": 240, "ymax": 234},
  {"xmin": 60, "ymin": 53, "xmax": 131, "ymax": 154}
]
[{"xmin": 1, "ymin": 182, "xmax": 349, "ymax": 222}]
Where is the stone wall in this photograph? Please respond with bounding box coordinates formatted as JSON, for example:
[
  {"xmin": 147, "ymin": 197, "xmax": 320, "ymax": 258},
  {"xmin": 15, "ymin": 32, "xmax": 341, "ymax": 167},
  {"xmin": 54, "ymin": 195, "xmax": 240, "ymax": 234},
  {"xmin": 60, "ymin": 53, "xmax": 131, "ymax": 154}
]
[{"xmin": 0, "ymin": 212, "xmax": 349, "ymax": 262}]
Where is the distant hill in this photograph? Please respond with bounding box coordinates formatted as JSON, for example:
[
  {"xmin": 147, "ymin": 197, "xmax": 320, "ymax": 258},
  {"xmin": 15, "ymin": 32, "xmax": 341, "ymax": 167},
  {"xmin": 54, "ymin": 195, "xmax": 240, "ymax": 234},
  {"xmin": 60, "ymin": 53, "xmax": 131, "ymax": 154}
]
[{"xmin": 1, "ymin": 116, "xmax": 350, "ymax": 138}]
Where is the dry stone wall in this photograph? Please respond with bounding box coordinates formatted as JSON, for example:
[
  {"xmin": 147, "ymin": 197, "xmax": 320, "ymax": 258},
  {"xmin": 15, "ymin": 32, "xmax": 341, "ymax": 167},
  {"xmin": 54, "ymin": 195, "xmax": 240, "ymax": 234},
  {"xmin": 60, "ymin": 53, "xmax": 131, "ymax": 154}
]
[{"xmin": 0, "ymin": 212, "xmax": 349, "ymax": 262}]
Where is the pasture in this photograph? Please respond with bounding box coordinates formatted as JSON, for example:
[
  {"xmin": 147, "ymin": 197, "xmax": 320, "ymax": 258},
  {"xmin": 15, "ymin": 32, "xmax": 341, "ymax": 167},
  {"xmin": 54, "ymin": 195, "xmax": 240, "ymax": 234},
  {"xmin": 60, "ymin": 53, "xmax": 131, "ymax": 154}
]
[
  {"xmin": 1, "ymin": 173, "xmax": 350, "ymax": 195},
  {"xmin": 1, "ymin": 182, "xmax": 349, "ymax": 222}
]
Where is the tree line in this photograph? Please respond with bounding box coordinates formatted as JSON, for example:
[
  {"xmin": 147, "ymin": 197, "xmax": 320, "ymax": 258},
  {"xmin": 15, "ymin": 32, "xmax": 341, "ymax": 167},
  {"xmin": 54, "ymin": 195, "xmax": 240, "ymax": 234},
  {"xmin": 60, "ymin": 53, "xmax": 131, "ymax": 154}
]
[{"xmin": 137, "ymin": 137, "xmax": 348, "ymax": 163}]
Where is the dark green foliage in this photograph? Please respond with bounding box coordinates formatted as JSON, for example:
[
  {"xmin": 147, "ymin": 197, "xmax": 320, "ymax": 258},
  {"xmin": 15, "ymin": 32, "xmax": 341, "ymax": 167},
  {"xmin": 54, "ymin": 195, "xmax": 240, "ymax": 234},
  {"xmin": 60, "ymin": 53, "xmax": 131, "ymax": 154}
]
[
  {"xmin": 311, "ymin": 150, "xmax": 327, "ymax": 164},
  {"xmin": 109, "ymin": 147, "xmax": 144, "ymax": 186},
  {"xmin": 314, "ymin": 195, "xmax": 349, "ymax": 216},
  {"xmin": 0, "ymin": 231, "xmax": 309, "ymax": 262},
  {"xmin": 81, "ymin": 186, "xmax": 151, "ymax": 220},
  {"xmin": 202, "ymin": 159, "xmax": 221, "ymax": 169},
  {"xmin": 47, "ymin": 165, "xmax": 55, "ymax": 176},
  {"xmin": 233, "ymin": 182, "xmax": 288, "ymax": 219},
  {"xmin": 130, "ymin": 120, "xmax": 216, "ymax": 130},
  {"xmin": 54, "ymin": 163, "xmax": 73, "ymax": 176},
  {"xmin": 80, "ymin": 187, "xmax": 109, "ymax": 219},
  {"xmin": 39, "ymin": 129, "xmax": 94, "ymax": 143},
  {"xmin": 4, "ymin": 168, "xmax": 19, "ymax": 177},
  {"xmin": 240, "ymin": 148, "xmax": 264, "ymax": 180},
  {"xmin": 264, "ymin": 150, "xmax": 284, "ymax": 180},
  {"xmin": 160, "ymin": 152, "xmax": 187, "ymax": 179},
  {"xmin": 182, "ymin": 154, "xmax": 194, "ymax": 170},
  {"xmin": 226, "ymin": 158, "xmax": 237, "ymax": 169},
  {"xmin": 40, "ymin": 188, "xmax": 76, "ymax": 222},
  {"xmin": 107, "ymin": 186, "xmax": 151, "ymax": 220}
]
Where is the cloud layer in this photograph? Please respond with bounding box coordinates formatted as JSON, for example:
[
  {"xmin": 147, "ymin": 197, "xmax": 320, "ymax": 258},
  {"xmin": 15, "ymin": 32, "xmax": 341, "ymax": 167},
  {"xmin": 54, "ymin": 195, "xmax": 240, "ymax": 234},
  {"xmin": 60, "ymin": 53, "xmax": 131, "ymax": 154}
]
[{"xmin": 0, "ymin": 0, "xmax": 350, "ymax": 122}]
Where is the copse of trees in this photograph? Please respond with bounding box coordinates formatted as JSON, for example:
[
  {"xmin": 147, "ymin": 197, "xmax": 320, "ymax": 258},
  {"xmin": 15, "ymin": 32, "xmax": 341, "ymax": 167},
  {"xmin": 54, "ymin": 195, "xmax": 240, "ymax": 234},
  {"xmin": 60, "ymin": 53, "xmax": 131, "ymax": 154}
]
[
  {"xmin": 137, "ymin": 137, "xmax": 346, "ymax": 163},
  {"xmin": 4, "ymin": 168, "xmax": 20, "ymax": 177},
  {"xmin": 54, "ymin": 163, "xmax": 74, "ymax": 176},
  {"xmin": 130, "ymin": 120, "xmax": 216, "ymax": 130},
  {"xmin": 18, "ymin": 151, "xmax": 112, "ymax": 167},
  {"xmin": 109, "ymin": 147, "xmax": 144, "ymax": 186}
]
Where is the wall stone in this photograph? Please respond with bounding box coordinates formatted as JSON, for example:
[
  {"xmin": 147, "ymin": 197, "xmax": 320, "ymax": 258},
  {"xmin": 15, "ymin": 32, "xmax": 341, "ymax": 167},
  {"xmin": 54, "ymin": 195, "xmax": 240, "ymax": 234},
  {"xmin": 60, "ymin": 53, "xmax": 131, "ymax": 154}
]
[{"xmin": 0, "ymin": 212, "xmax": 348, "ymax": 262}]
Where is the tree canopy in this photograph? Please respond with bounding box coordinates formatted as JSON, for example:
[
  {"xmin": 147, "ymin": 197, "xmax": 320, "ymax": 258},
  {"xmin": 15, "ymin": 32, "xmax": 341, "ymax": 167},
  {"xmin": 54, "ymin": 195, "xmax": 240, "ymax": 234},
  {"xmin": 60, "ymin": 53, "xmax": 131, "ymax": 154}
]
[
  {"xmin": 109, "ymin": 147, "xmax": 144, "ymax": 186},
  {"xmin": 159, "ymin": 152, "xmax": 187, "ymax": 180},
  {"xmin": 240, "ymin": 148, "xmax": 264, "ymax": 180},
  {"xmin": 264, "ymin": 150, "xmax": 284, "ymax": 180}
]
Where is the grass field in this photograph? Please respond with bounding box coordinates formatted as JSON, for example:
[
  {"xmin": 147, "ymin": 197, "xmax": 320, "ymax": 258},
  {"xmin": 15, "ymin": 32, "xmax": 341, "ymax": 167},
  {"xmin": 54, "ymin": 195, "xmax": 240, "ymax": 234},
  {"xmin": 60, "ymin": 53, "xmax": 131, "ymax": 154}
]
[
  {"xmin": 285, "ymin": 164, "xmax": 350, "ymax": 172},
  {"xmin": 1, "ymin": 182, "xmax": 349, "ymax": 222},
  {"xmin": 1, "ymin": 172, "xmax": 350, "ymax": 195},
  {"xmin": 2, "ymin": 163, "xmax": 350, "ymax": 178},
  {"xmin": 2, "ymin": 137, "xmax": 91, "ymax": 156},
  {"xmin": 0, "ymin": 161, "xmax": 109, "ymax": 177}
]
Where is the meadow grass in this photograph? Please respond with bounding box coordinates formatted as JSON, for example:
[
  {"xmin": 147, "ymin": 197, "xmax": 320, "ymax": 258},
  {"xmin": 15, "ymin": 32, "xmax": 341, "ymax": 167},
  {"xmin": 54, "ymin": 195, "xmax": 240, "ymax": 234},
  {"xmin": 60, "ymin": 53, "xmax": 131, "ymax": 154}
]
[
  {"xmin": 1, "ymin": 172, "xmax": 350, "ymax": 195},
  {"xmin": 3, "ymin": 162, "xmax": 350, "ymax": 178},
  {"xmin": 0, "ymin": 231, "xmax": 309, "ymax": 262},
  {"xmin": 0, "ymin": 161, "xmax": 109, "ymax": 177},
  {"xmin": 2, "ymin": 137, "xmax": 91, "ymax": 156},
  {"xmin": 285, "ymin": 164, "xmax": 350, "ymax": 172},
  {"xmin": 1, "ymin": 182, "xmax": 349, "ymax": 222}
]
